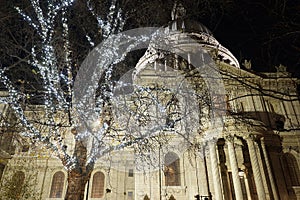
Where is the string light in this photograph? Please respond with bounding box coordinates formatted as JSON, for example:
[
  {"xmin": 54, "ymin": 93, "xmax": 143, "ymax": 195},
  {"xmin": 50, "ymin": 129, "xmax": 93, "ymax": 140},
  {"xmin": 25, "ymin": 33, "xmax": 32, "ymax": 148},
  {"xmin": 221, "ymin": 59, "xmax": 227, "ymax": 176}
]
[
  {"xmin": 8, "ymin": 0, "xmax": 76, "ymax": 169},
  {"xmin": 5, "ymin": 0, "xmax": 199, "ymax": 174},
  {"xmin": 4, "ymin": 0, "xmax": 132, "ymax": 171},
  {"xmin": 87, "ymin": 0, "xmax": 124, "ymax": 39}
]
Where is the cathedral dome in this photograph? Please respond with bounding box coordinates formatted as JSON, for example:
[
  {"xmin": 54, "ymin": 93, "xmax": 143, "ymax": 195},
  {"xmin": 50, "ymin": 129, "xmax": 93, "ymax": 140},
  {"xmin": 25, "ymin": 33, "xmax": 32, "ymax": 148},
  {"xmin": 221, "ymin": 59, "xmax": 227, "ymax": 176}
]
[
  {"xmin": 166, "ymin": 2, "xmax": 240, "ymax": 68},
  {"xmin": 134, "ymin": 2, "xmax": 240, "ymax": 75},
  {"xmin": 168, "ymin": 2, "xmax": 212, "ymax": 36},
  {"xmin": 168, "ymin": 19, "xmax": 213, "ymax": 36}
]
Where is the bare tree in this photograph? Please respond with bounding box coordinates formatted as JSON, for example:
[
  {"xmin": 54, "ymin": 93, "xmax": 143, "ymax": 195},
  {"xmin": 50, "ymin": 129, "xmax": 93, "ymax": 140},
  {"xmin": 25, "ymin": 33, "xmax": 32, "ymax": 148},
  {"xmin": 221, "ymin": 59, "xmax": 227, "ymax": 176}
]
[
  {"xmin": 0, "ymin": 1, "xmax": 299, "ymax": 200},
  {"xmin": 0, "ymin": 0, "xmax": 127, "ymax": 199}
]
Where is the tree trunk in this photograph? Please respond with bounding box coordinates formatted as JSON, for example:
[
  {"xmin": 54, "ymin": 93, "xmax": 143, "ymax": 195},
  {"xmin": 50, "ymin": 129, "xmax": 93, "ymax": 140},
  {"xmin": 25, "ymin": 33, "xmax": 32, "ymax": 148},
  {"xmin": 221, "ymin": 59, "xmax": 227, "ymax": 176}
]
[
  {"xmin": 63, "ymin": 136, "xmax": 94, "ymax": 200},
  {"xmin": 64, "ymin": 169, "xmax": 89, "ymax": 200}
]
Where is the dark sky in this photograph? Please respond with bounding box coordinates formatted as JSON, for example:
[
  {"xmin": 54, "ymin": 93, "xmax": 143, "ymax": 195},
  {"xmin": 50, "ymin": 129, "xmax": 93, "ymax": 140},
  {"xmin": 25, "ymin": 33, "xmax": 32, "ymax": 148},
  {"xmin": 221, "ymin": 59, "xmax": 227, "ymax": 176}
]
[
  {"xmin": 1, "ymin": 0, "xmax": 299, "ymax": 78},
  {"xmin": 194, "ymin": 0, "xmax": 300, "ymax": 77},
  {"xmin": 120, "ymin": 0, "xmax": 300, "ymax": 77}
]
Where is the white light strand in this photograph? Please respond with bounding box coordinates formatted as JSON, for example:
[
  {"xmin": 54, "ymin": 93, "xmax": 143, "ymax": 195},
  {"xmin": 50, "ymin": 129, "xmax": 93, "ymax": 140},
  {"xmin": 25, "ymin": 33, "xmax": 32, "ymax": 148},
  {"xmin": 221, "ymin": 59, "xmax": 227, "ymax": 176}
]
[
  {"xmin": 9, "ymin": 0, "xmax": 75, "ymax": 169},
  {"xmin": 13, "ymin": 0, "xmax": 150, "ymax": 171},
  {"xmin": 0, "ymin": 69, "xmax": 70, "ymax": 165},
  {"xmin": 87, "ymin": 0, "xmax": 125, "ymax": 40},
  {"xmin": 86, "ymin": 35, "xmax": 95, "ymax": 47},
  {"xmin": 15, "ymin": 7, "xmax": 41, "ymax": 35},
  {"xmin": 61, "ymin": 5, "xmax": 73, "ymax": 111}
]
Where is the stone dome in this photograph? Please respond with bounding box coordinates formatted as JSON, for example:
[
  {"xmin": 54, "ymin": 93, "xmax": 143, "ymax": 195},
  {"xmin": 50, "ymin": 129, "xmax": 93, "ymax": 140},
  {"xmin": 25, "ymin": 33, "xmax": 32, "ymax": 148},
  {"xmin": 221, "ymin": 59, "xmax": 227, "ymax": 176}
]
[
  {"xmin": 168, "ymin": 19, "xmax": 213, "ymax": 36},
  {"xmin": 134, "ymin": 2, "xmax": 240, "ymax": 75},
  {"xmin": 166, "ymin": 2, "xmax": 240, "ymax": 68}
]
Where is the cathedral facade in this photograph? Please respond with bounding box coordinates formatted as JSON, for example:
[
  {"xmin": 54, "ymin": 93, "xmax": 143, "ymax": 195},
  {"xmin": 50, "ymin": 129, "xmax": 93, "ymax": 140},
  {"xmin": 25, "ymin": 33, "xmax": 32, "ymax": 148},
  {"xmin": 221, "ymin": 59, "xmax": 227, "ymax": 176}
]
[{"xmin": 0, "ymin": 4, "xmax": 300, "ymax": 200}]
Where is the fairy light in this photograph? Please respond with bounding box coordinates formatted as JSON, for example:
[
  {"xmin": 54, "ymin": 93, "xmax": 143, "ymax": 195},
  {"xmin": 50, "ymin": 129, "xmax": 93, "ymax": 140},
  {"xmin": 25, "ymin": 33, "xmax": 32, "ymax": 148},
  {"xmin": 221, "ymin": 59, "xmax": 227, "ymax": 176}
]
[
  {"xmin": 86, "ymin": 35, "xmax": 95, "ymax": 47},
  {"xmin": 15, "ymin": 7, "xmax": 40, "ymax": 33},
  {"xmin": 87, "ymin": 0, "xmax": 125, "ymax": 40},
  {"xmin": 8, "ymin": 0, "xmax": 76, "ymax": 170},
  {"xmin": 61, "ymin": 5, "xmax": 73, "ymax": 111},
  {"xmin": 10, "ymin": 0, "xmax": 169, "ymax": 172},
  {"xmin": 0, "ymin": 69, "xmax": 70, "ymax": 162},
  {"xmin": 117, "ymin": 9, "xmax": 125, "ymax": 33}
]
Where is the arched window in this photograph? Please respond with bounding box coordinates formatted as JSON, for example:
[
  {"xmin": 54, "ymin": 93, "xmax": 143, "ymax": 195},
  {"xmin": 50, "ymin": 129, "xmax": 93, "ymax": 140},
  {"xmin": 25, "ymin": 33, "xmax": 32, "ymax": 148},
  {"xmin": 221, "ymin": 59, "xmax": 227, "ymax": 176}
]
[
  {"xmin": 164, "ymin": 152, "xmax": 181, "ymax": 186},
  {"xmin": 144, "ymin": 194, "xmax": 150, "ymax": 200},
  {"xmin": 50, "ymin": 171, "xmax": 65, "ymax": 198},
  {"xmin": 12, "ymin": 171, "xmax": 25, "ymax": 198},
  {"xmin": 169, "ymin": 195, "xmax": 176, "ymax": 200},
  {"xmin": 91, "ymin": 171, "xmax": 105, "ymax": 198},
  {"xmin": 283, "ymin": 153, "xmax": 300, "ymax": 186}
]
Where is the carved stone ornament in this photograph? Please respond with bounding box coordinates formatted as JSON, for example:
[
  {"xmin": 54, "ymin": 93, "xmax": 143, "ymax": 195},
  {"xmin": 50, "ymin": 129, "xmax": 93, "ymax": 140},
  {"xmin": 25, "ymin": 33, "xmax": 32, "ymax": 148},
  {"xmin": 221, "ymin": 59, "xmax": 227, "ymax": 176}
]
[
  {"xmin": 243, "ymin": 59, "xmax": 251, "ymax": 70},
  {"xmin": 275, "ymin": 64, "xmax": 287, "ymax": 72}
]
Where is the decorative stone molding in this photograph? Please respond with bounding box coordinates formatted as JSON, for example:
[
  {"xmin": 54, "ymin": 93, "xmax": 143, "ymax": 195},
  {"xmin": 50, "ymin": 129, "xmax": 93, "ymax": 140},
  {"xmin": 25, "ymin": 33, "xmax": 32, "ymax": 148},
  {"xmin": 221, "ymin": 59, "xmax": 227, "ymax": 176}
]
[
  {"xmin": 163, "ymin": 186, "xmax": 185, "ymax": 194},
  {"xmin": 223, "ymin": 116, "xmax": 266, "ymax": 139}
]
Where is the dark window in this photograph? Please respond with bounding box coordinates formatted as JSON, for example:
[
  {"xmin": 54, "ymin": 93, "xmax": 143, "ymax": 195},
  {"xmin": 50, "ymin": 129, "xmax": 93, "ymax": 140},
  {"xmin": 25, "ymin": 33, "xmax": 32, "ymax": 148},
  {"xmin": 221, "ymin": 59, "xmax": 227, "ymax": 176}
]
[
  {"xmin": 169, "ymin": 195, "xmax": 176, "ymax": 200},
  {"xmin": 91, "ymin": 171, "xmax": 105, "ymax": 198},
  {"xmin": 22, "ymin": 145, "xmax": 29, "ymax": 152},
  {"xmin": 12, "ymin": 171, "xmax": 25, "ymax": 198},
  {"xmin": 283, "ymin": 153, "xmax": 300, "ymax": 186},
  {"xmin": 49, "ymin": 171, "xmax": 65, "ymax": 198},
  {"xmin": 128, "ymin": 169, "xmax": 134, "ymax": 177},
  {"xmin": 143, "ymin": 194, "xmax": 150, "ymax": 200},
  {"xmin": 164, "ymin": 152, "xmax": 181, "ymax": 186}
]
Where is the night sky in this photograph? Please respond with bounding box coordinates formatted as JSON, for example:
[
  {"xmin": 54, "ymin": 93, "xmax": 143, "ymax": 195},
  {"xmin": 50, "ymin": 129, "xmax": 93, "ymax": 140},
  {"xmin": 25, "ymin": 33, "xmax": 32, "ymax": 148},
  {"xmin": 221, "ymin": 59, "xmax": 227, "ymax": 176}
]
[
  {"xmin": 116, "ymin": 0, "xmax": 300, "ymax": 78},
  {"xmin": 192, "ymin": 0, "xmax": 300, "ymax": 77},
  {"xmin": 1, "ymin": 0, "xmax": 299, "ymax": 78}
]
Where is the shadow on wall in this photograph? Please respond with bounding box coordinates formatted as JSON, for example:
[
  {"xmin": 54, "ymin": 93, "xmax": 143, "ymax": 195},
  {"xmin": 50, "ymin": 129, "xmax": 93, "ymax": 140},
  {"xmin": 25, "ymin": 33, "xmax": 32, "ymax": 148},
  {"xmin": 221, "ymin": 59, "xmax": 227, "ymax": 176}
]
[{"xmin": 231, "ymin": 111, "xmax": 285, "ymax": 131}]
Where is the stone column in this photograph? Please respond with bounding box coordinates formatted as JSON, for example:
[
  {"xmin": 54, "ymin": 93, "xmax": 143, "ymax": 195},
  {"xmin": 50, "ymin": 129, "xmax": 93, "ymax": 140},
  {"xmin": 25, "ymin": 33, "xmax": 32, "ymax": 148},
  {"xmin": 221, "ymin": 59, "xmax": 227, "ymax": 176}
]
[
  {"xmin": 209, "ymin": 140, "xmax": 223, "ymax": 200},
  {"xmin": 261, "ymin": 138, "xmax": 279, "ymax": 200},
  {"xmin": 226, "ymin": 136, "xmax": 244, "ymax": 200},
  {"xmin": 255, "ymin": 141, "xmax": 270, "ymax": 199},
  {"xmin": 246, "ymin": 135, "xmax": 266, "ymax": 200}
]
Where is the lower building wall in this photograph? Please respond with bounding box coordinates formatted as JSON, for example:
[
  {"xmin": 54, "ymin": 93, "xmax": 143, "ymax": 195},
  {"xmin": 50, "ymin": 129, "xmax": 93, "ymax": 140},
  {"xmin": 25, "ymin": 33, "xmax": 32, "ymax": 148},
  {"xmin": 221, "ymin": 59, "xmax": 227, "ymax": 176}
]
[{"xmin": 1, "ymin": 133, "xmax": 300, "ymax": 200}]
